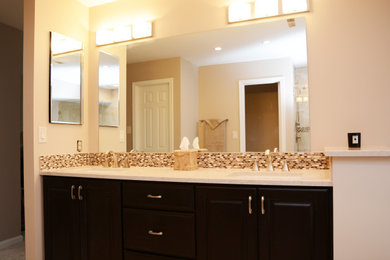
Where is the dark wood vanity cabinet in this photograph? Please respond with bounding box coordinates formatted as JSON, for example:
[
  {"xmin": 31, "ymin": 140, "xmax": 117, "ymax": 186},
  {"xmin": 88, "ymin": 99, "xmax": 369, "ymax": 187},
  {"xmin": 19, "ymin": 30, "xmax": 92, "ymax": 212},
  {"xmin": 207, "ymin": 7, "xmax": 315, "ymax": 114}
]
[
  {"xmin": 44, "ymin": 177, "xmax": 332, "ymax": 260},
  {"xmin": 196, "ymin": 186, "xmax": 258, "ymax": 260},
  {"xmin": 43, "ymin": 177, "xmax": 122, "ymax": 260},
  {"xmin": 258, "ymin": 187, "xmax": 333, "ymax": 260},
  {"xmin": 196, "ymin": 185, "xmax": 333, "ymax": 260},
  {"xmin": 122, "ymin": 181, "xmax": 196, "ymax": 259}
]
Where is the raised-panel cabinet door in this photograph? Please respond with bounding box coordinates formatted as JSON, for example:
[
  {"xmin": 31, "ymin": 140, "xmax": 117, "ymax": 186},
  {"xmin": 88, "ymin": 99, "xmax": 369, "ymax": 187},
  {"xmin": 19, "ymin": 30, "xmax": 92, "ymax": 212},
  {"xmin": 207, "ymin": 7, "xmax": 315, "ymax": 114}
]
[
  {"xmin": 196, "ymin": 185, "xmax": 257, "ymax": 260},
  {"xmin": 80, "ymin": 179, "xmax": 122, "ymax": 260},
  {"xmin": 43, "ymin": 177, "xmax": 82, "ymax": 260},
  {"xmin": 258, "ymin": 187, "xmax": 332, "ymax": 260}
]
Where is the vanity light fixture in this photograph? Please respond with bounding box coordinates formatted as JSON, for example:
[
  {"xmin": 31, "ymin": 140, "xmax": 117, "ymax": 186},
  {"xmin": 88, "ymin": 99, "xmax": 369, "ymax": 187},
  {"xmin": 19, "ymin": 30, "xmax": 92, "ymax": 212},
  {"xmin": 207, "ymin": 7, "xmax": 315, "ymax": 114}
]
[
  {"xmin": 132, "ymin": 22, "xmax": 153, "ymax": 39},
  {"xmin": 255, "ymin": 0, "xmax": 278, "ymax": 18},
  {"xmin": 96, "ymin": 28, "xmax": 115, "ymax": 45},
  {"xmin": 282, "ymin": 0, "xmax": 308, "ymax": 14},
  {"xmin": 262, "ymin": 40, "xmax": 271, "ymax": 45},
  {"xmin": 228, "ymin": 0, "xmax": 309, "ymax": 23},
  {"xmin": 96, "ymin": 21, "xmax": 152, "ymax": 46},
  {"xmin": 113, "ymin": 25, "xmax": 132, "ymax": 42},
  {"xmin": 228, "ymin": 2, "xmax": 252, "ymax": 23},
  {"xmin": 51, "ymin": 32, "xmax": 83, "ymax": 55}
]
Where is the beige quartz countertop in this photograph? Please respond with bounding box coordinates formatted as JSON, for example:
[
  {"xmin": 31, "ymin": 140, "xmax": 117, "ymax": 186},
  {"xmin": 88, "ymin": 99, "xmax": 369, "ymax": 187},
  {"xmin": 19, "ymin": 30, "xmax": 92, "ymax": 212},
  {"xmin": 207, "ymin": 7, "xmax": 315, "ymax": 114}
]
[{"xmin": 40, "ymin": 166, "xmax": 332, "ymax": 187}]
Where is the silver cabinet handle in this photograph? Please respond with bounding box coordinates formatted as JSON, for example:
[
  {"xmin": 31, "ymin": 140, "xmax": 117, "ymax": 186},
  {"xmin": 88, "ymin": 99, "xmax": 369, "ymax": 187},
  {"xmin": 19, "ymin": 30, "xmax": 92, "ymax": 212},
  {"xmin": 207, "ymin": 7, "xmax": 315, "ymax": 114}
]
[
  {"xmin": 248, "ymin": 196, "xmax": 253, "ymax": 215},
  {"xmin": 261, "ymin": 196, "xmax": 265, "ymax": 215},
  {"xmin": 147, "ymin": 194, "xmax": 162, "ymax": 199},
  {"xmin": 148, "ymin": 230, "xmax": 163, "ymax": 236},
  {"xmin": 78, "ymin": 185, "xmax": 83, "ymax": 201},
  {"xmin": 70, "ymin": 185, "xmax": 76, "ymax": 200}
]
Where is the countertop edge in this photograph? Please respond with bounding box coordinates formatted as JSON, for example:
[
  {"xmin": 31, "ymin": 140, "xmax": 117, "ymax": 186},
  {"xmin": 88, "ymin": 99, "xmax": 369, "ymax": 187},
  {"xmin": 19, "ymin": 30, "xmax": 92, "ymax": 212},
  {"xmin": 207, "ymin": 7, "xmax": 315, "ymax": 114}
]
[
  {"xmin": 325, "ymin": 148, "xmax": 390, "ymax": 157},
  {"xmin": 40, "ymin": 167, "xmax": 333, "ymax": 187}
]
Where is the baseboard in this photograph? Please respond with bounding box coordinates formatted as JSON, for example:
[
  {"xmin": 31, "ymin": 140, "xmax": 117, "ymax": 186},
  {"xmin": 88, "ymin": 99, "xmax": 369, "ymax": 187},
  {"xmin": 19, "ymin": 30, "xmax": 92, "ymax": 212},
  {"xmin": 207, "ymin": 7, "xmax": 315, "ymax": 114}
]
[{"xmin": 0, "ymin": 235, "xmax": 24, "ymax": 250}]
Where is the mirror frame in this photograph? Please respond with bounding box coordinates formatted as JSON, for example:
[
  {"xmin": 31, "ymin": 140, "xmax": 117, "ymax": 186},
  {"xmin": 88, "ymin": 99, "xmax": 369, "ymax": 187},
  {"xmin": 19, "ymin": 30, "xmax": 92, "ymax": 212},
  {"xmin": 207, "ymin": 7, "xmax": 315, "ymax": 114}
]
[{"xmin": 49, "ymin": 31, "xmax": 84, "ymax": 125}]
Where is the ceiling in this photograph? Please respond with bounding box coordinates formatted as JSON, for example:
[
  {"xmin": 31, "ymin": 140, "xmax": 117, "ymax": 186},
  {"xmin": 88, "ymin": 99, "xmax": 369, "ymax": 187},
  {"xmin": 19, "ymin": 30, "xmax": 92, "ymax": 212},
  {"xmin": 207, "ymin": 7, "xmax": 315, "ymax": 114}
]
[
  {"xmin": 126, "ymin": 17, "xmax": 307, "ymax": 67},
  {"xmin": 0, "ymin": 0, "xmax": 23, "ymax": 30}
]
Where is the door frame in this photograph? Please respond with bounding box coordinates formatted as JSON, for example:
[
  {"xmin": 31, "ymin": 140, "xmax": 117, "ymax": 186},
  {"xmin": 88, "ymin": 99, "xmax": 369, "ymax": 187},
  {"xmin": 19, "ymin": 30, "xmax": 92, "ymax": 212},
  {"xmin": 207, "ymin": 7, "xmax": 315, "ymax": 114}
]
[
  {"xmin": 132, "ymin": 78, "xmax": 174, "ymax": 152},
  {"xmin": 238, "ymin": 76, "xmax": 286, "ymax": 152}
]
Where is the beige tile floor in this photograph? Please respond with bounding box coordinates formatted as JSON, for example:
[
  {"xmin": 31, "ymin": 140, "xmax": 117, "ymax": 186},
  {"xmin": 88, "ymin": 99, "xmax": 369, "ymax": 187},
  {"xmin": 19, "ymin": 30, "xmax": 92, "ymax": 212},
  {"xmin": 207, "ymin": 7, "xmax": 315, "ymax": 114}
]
[{"xmin": 0, "ymin": 241, "xmax": 25, "ymax": 260}]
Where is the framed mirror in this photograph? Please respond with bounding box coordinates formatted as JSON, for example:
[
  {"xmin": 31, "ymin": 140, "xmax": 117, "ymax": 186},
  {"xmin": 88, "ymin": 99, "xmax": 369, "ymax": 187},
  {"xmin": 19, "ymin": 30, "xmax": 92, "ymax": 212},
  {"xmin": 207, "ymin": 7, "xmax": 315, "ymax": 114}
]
[
  {"xmin": 49, "ymin": 32, "xmax": 83, "ymax": 124},
  {"xmin": 99, "ymin": 51, "xmax": 120, "ymax": 127}
]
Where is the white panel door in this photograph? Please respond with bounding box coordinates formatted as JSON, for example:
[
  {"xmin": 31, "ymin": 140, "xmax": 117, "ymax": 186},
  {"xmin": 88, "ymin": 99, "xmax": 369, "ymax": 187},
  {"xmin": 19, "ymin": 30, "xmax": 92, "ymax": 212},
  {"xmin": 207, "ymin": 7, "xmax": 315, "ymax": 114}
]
[{"xmin": 134, "ymin": 81, "xmax": 172, "ymax": 152}]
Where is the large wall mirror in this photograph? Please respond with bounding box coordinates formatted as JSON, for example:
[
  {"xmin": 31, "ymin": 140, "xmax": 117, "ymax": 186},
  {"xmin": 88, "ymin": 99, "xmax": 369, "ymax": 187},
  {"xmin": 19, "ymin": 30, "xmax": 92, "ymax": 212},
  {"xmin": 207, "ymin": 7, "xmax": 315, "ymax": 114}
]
[
  {"xmin": 50, "ymin": 32, "xmax": 83, "ymax": 124},
  {"xmin": 98, "ymin": 17, "xmax": 310, "ymax": 152},
  {"xmin": 99, "ymin": 51, "xmax": 120, "ymax": 127}
]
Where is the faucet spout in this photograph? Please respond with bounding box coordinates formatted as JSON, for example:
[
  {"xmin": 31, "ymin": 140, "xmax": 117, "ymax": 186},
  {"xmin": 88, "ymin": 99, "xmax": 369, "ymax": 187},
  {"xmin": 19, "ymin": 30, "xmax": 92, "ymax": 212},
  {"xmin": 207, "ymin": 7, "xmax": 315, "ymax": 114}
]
[
  {"xmin": 265, "ymin": 149, "xmax": 273, "ymax": 172},
  {"xmin": 104, "ymin": 150, "xmax": 118, "ymax": 168}
]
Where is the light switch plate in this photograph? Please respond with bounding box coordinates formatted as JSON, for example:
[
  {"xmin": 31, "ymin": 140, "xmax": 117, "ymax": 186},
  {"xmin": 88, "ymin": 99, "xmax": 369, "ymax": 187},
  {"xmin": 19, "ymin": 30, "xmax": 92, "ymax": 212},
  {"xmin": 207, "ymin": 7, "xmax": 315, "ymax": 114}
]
[
  {"xmin": 232, "ymin": 130, "xmax": 238, "ymax": 139},
  {"xmin": 39, "ymin": 127, "xmax": 47, "ymax": 143}
]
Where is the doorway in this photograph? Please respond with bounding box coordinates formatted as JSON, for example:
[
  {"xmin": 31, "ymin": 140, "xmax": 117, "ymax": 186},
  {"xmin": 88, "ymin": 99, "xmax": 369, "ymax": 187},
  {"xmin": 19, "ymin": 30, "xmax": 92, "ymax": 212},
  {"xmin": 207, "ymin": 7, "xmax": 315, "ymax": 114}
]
[
  {"xmin": 132, "ymin": 78, "xmax": 174, "ymax": 152},
  {"xmin": 245, "ymin": 83, "xmax": 279, "ymax": 152},
  {"xmin": 239, "ymin": 77, "xmax": 286, "ymax": 152}
]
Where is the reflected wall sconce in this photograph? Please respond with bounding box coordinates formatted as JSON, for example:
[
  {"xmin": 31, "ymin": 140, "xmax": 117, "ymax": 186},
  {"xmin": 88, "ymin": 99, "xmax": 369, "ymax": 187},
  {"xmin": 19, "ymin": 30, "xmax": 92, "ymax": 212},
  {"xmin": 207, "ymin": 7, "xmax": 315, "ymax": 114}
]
[
  {"xmin": 96, "ymin": 21, "xmax": 152, "ymax": 46},
  {"xmin": 228, "ymin": 0, "xmax": 309, "ymax": 24}
]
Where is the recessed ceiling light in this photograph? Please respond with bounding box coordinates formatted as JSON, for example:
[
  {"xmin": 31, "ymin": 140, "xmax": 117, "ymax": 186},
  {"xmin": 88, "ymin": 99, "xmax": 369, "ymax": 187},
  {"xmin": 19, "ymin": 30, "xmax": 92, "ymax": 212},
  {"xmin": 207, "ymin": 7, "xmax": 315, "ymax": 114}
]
[
  {"xmin": 262, "ymin": 40, "xmax": 271, "ymax": 45},
  {"xmin": 215, "ymin": 47, "xmax": 222, "ymax": 51}
]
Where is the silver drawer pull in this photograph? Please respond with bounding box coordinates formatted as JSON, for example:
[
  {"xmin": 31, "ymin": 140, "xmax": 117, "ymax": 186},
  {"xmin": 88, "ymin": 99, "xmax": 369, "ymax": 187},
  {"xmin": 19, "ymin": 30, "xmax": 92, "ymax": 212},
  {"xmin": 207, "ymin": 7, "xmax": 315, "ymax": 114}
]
[
  {"xmin": 78, "ymin": 185, "xmax": 83, "ymax": 201},
  {"xmin": 70, "ymin": 185, "xmax": 76, "ymax": 200},
  {"xmin": 148, "ymin": 230, "xmax": 163, "ymax": 236},
  {"xmin": 147, "ymin": 194, "xmax": 162, "ymax": 199},
  {"xmin": 248, "ymin": 196, "xmax": 253, "ymax": 215},
  {"xmin": 261, "ymin": 196, "xmax": 265, "ymax": 215}
]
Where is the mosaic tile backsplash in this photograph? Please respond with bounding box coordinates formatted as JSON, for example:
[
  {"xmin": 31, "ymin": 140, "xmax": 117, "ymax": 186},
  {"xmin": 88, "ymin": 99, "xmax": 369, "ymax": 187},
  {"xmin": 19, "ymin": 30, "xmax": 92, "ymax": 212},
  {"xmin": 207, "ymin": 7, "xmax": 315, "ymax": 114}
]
[{"xmin": 40, "ymin": 152, "xmax": 330, "ymax": 171}]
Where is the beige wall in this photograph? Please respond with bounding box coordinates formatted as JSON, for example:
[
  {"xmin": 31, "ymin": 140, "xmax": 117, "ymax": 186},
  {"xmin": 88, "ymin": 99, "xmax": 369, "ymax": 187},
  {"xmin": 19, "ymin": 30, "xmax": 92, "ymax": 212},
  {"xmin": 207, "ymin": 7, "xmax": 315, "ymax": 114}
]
[
  {"xmin": 98, "ymin": 45, "xmax": 127, "ymax": 152},
  {"xmin": 180, "ymin": 58, "xmax": 198, "ymax": 142},
  {"xmin": 333, "ymin": 157, "xmax": 390, "ymax": 259},
  {"xmin": 198, "ymin": 58, "xmax": 294, "ymax": 152},
  {"xmin": 23, "ymin": 0, "xmax": 89, "ymax": 259},
  {"xmin": 127, "ymin": 57, "xmax": 181, "ymax": 150},
  {"xmin": 89, "ymin": 0, "xmax": 390, "ymax": 151},
  {"xmin": 0, "ymin": 23, "xmax": 22, "ymax": 242},
  {"xmin": 307, "ymin": 0, "xmax": 390, "ymax": 150}
]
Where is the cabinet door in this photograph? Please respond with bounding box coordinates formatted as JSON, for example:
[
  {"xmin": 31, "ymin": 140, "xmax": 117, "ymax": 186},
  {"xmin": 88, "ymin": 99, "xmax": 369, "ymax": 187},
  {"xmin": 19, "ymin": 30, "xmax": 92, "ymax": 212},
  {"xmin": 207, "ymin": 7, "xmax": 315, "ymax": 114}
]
[
  {"xmin": 80, "ymin": 179, "xmax": 122, "ymax": 260},
  {"xmin": 258, "ymin": 187, "xmax": 332, "ymax": 260},
  {"xmin": 43, "ymin": 177, "xmax": 82, "ymax": 260},
  {"xmin": 196, "ymin": 185, "xmax": 257, "ymax": 260}
]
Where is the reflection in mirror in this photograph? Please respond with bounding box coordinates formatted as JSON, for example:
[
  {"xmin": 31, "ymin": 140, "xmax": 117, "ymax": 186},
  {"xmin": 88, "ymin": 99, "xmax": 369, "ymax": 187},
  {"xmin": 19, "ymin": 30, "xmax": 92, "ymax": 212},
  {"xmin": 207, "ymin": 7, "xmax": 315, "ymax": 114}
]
[
  {"xmin": 50, "ymin": 32, "xmax": 83, "ymax": 124},
  {"xmin": 100, "ymin": 17, "xmax": 310, "ymax": 152},
  {"xmin": 99, "ymin": 51, "xmax": 120, "ymax": 127}
]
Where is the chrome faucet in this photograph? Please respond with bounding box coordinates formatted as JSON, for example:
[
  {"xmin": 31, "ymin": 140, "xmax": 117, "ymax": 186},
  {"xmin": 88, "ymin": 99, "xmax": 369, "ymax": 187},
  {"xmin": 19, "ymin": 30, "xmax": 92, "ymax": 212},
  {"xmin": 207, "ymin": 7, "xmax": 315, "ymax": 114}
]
[{"xmin": 104, "ymin": 150, "xmax": 118, "ymax": 168}]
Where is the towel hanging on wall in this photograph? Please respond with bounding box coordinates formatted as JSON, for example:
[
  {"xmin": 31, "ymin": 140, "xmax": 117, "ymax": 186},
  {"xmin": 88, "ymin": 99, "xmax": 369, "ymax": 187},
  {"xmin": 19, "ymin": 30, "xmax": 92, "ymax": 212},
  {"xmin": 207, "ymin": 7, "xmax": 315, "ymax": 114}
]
[{"xmin": 197, "ymin": 119, "xmax": 228, "ymax": 152}]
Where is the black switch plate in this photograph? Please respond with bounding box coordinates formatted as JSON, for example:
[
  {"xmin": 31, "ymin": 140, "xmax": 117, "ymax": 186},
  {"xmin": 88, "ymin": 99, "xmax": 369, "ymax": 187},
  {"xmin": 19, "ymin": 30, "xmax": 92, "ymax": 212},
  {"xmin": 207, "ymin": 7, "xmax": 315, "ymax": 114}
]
[{"xmin": 348, "ymin": 132, "xmax": 361, "ymax": 148}]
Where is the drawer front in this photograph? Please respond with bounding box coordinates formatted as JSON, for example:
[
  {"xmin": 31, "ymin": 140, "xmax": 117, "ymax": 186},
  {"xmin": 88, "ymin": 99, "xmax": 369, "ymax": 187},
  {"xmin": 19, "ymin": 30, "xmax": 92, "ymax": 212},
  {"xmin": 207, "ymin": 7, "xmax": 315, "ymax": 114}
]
[
  {"xmin": 125, "ymin": 250, "xmax": 188, "ymax": 260},
  {"xmin": 123, "ymin": 208, "xmax": 195, "ymax": 258},
  {"xmin": 123, "ymin": 182, "xmax": 194, "ymax": 212}
]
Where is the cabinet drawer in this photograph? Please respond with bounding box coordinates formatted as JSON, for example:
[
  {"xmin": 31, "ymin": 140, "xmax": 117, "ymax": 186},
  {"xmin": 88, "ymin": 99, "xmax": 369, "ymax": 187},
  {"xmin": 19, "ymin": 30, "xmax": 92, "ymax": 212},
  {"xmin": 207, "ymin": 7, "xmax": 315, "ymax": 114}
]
[
  {"xmin": 123, "ymin": 182, "xmax": 194, "ymax": 212},
  {"xmin": 123, "ymin": 208, "xmax": 195, "ymax": 258},
  {"xmin": 125, "ymin": 250, "xmax": 188, "ymax": 260}
]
